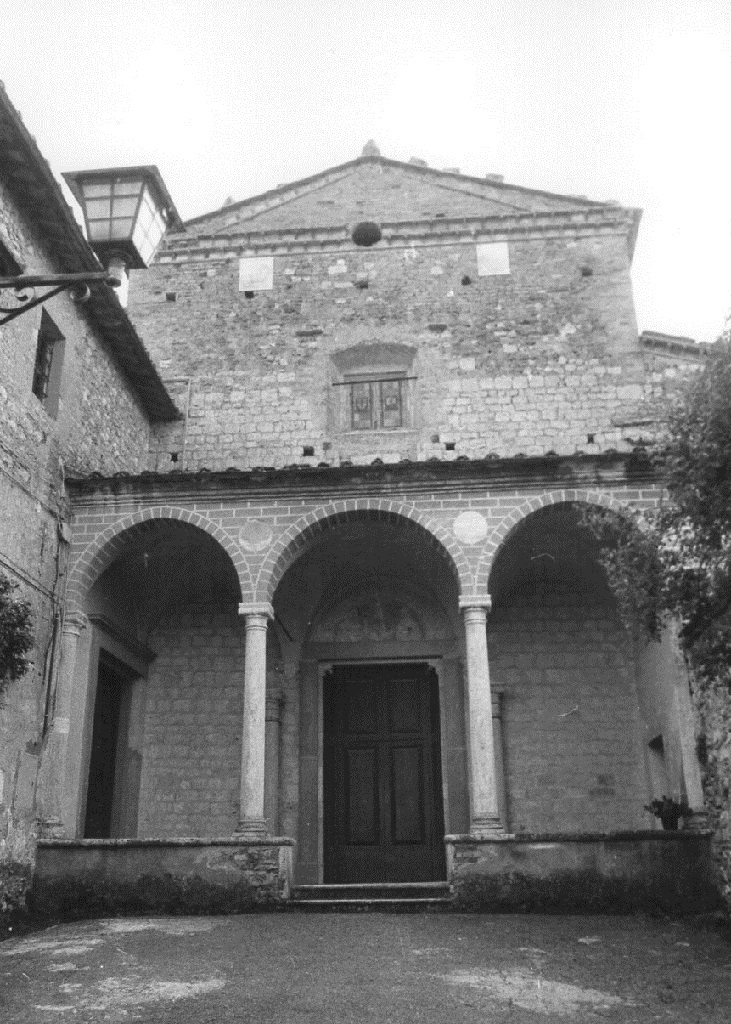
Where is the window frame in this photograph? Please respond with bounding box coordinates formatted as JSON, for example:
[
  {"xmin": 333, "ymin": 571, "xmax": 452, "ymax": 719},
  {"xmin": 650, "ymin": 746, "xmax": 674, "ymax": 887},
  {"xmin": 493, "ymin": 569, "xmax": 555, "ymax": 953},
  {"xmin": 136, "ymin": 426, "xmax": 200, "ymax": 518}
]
[
  {"xmin": 334, "ymin": 372, "xmax": 416, "ymax": 432},
  {"xmin": 31, "ymin": 310, "xmax": 65, "ymax": 418}
]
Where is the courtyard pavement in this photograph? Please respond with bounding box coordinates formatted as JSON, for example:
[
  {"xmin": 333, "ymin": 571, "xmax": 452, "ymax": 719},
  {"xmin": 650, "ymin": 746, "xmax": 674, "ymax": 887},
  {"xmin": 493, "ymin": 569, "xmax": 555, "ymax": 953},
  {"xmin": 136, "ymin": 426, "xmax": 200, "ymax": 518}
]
[{"xmin": 1, "ymin": 911, "xmax": 730, "ymax": 1022}]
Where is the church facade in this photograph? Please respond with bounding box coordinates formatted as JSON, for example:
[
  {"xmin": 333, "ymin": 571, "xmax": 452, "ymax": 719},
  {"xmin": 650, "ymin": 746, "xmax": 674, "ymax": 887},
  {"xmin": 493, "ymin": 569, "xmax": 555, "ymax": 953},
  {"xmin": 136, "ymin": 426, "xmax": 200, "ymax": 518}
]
[{"xmin": 0, "ymin": 100, "xmax": 717, "ymax": 914}]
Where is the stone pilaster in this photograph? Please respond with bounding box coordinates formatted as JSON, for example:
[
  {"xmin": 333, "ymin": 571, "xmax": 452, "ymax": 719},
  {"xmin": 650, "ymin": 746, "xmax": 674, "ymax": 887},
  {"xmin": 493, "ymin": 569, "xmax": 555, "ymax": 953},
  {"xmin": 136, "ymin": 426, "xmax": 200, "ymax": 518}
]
[
  {"xmin": 460, "ymin": 596, "xmax": 503, "ymax": 836},
  {"xmin": 37, "ymin": 611, "xmax": 88, "ymax": 838},
  {"xmin": 264, "ymin": 688, "xmax": 283, "ymax": 834}
]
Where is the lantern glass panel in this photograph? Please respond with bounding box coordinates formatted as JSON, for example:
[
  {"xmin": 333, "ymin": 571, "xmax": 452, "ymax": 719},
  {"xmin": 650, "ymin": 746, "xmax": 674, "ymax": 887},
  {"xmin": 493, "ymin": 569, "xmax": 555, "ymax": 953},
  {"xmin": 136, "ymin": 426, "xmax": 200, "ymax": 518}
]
[
  {"xmin": 82, "ymin": 181, "xmax": 112, "ymax": 199},
  {"xmin": 88, "ymin": 220, "xmax": 109, "ymax": 240},
  {"xmin": 113, "ymin": 180, "xmax": 142, "ymax": 197},
  {"xmin": 85, "ymin": 198, "xmax": 111, "ymax": 219},
  {"xmin": 112, "ymin": 196, "xmax": 139, "ymax": 218},
  {"xmin": 111, "ymin": 218, "xmax": 134, "ymax": 239}
]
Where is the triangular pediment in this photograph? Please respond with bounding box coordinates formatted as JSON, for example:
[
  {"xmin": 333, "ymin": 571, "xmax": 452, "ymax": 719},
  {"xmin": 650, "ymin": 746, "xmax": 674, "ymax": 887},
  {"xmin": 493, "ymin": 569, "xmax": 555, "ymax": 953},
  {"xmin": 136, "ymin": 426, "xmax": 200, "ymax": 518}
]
[{"xmin": 184, "ymin": 154, "xmax": 608, "ymax": 237}]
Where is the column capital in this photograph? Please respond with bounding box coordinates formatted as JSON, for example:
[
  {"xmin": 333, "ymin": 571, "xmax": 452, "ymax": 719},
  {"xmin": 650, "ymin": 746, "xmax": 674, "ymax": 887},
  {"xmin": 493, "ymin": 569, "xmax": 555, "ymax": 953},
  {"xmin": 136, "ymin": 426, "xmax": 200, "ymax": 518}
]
[
  {"xmin": 238, "ymin": 602, "xmax": 274, "ymax": 621},
  {"xmin": 62, "ymin": 611, "xmax": 88, "ymax": 637},
  {"xmin": 459, "ymin": 594, "xmax": 492, "ymax": 614}
]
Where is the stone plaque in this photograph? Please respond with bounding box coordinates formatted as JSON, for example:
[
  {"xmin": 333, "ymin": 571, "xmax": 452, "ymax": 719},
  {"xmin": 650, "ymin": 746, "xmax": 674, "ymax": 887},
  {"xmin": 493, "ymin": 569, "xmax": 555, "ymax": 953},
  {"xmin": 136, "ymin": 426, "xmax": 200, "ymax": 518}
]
[
  {"xmin": 239, "ymin": 519, "xmax": 273, "ymax": 552},
  {"xmin": 453, "ymin": 510, "xmax": 489, "ymax": 545},
  {"xmin": 239, "ymin": 256, "xmax": 274, "ymax": 291},
  {"xmin": 476, "ymin": 242, "xmax": 510, "ymax": 276}
]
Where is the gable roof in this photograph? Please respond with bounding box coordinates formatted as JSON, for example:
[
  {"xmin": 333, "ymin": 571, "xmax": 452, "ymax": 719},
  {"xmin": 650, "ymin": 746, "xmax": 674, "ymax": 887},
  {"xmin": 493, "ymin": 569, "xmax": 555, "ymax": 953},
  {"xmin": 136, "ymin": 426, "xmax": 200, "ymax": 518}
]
[
  {"xmin": 0, "ymin": 82, "xmax": 179, "ymax": 421},
  {"xmin": 183, "ymin": 146, "xmax": 621, "ymax": 238}
]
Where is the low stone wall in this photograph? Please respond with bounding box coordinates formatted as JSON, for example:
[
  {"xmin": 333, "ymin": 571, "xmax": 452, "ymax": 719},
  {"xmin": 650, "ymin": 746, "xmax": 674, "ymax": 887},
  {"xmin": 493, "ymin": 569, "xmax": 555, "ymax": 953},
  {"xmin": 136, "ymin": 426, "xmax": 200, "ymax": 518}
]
[
  {"xmin": 31, "ymin": 837, "xmax": 294, "ymax": 919},
  {"xmin": 446, "ymin": 832, "xmax": 719, "ymax": 914}
]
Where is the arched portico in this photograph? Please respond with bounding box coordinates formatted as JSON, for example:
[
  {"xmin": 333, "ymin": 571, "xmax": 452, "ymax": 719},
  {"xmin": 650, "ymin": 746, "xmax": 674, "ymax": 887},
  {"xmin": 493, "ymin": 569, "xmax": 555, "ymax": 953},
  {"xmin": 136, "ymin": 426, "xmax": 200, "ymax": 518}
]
[
  {"xmin": 486, "ymin": 500, "xmax": 655, "ymax": 833},
  {"xmin": 254, "ymin": 499, "xmax": 470, "ymax": 604},
  {"xmin": 473, "ymin": 487, "xmax": 630, "ymax": 596},
  {"xmin": 40, "ymin": 516, "xmax": 247, "ymax": 839}
]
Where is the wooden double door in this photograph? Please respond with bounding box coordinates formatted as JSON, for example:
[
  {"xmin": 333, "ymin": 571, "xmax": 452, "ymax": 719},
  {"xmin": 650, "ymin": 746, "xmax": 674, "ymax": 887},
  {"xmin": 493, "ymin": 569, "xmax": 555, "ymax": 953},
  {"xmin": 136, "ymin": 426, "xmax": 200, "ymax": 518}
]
[{"xmin": 323, "ymin": 663, "xmax": 446, "ymax": 883}]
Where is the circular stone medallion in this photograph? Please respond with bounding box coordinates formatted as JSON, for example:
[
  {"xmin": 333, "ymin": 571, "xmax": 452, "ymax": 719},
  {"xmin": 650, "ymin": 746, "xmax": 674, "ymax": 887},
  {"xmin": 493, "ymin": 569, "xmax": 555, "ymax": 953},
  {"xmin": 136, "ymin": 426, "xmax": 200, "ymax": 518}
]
[
  {"xmin": 453, "ymin": 510, "xmax": 489, "ymax": 546},
  {"xmin": 239, "ymin": 519, "xmax": 273, "ymax": 553}
]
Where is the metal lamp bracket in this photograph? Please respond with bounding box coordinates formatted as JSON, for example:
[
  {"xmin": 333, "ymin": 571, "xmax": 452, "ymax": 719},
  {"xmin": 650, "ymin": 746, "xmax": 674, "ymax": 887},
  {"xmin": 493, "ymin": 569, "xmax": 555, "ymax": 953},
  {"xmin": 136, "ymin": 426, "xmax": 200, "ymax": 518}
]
[{"xmin": 0, "ymin": 271, "xmax": 120, "ymax": 326}]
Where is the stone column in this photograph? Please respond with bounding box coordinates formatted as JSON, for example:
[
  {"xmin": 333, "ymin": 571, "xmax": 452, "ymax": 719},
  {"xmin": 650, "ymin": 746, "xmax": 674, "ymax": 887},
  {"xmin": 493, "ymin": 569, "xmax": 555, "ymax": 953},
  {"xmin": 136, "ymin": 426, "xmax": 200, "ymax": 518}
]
[
  {"xmin": 264, "ymin": 688, "xmax": 283, "ymax": 834},
  {"xmin": 235, "ymin": 603, "xmax": 273, "ymax": 838},
  {"xmin": 460, "ymin": 596, "xmax": 503, "ymax": 836},
  {"xmin": 38, "ymin": 611, "xmax": 88, "ymax": 837}
]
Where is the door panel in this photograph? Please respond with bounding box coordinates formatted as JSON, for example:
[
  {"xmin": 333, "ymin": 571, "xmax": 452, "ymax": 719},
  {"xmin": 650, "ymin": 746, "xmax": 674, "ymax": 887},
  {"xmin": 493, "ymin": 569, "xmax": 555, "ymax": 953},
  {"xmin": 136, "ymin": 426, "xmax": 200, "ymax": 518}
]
[
  {"xmin": 391, "ymin": 746, "xmax": 425, "ymax": 843},
  {"xmin": 324, "ymin": 663, "xmax": 446, "ymax": 882},
  {"xmin": 345, "ymin": 747, "xmax": 379, "ymax": 844}
]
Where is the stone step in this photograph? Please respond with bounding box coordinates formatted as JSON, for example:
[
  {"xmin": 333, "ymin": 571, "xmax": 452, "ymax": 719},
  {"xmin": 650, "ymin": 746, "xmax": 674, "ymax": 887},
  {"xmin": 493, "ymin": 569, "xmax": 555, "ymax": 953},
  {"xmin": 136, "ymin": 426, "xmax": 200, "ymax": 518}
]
[{"xmin": 289, "ymin": 881, "xmax": 453, "ymax": 910}]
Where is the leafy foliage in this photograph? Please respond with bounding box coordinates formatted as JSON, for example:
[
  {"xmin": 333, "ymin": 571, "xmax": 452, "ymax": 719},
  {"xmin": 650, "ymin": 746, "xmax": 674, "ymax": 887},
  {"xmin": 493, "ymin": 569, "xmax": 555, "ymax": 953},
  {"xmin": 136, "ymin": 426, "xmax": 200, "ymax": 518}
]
[
  {"xmin": 0, "ymin": 572, "xmax": 34, "ymax": 696},
  {"xmin": 583, "ymin": 329, "xmax": 731, "ymax": 687}
]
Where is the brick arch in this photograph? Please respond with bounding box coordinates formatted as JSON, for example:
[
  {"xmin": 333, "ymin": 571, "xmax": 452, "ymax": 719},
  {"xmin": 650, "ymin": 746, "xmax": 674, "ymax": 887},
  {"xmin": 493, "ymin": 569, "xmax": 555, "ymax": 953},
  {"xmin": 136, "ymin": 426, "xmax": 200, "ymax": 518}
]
[
  {"xmin": 473, "ymin": 489, "xmax": 633, "ymax": 596},
  {"xmin": 66, "ymin": 506, "xmax": 250, "ymax": 614},
  {"xmin": 254, "ymin": 498, "xmax": 470, "ymax": 604}
]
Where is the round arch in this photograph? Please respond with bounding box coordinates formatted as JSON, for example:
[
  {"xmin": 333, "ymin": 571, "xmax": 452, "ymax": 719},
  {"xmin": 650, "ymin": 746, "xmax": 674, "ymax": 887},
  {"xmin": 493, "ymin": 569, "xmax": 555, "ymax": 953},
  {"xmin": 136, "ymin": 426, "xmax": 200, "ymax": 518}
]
[
  {"xmin": 254, "ymin": 498, "xmax": 470, "ymax": 604},
  {"xmin": 66, "ymin": 506, "xmax": 250, "ymax": 614},
  {"xmin": 473, "ymin": 489, "xmax": 633, "ymax": 595}
]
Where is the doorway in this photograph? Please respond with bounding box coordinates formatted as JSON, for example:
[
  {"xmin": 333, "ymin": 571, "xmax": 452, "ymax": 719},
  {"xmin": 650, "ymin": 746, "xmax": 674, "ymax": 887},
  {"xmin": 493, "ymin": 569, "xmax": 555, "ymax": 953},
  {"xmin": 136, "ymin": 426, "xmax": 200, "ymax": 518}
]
[
  {"xmin": 84, "ymin": 652, "xmax": 137, "ymax": 838},
  {"xmin": 323, "ymin": 663, "xmax": 446, "ymax": 883}
]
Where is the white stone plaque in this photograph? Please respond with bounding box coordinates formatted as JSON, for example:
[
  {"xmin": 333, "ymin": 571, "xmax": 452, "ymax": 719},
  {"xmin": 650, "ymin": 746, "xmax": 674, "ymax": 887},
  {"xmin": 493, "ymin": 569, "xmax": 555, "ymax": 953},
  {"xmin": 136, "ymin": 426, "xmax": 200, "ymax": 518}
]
[
  {"xmin": 239, "ymin": 256, "xmax": 274, "ymax": 291},
  {"xmin": 476, "ymin": 242, "xmax": 510, "ymax": 276},
  {"xmin": 453, "ymin": 510, "xmax": 489, "ymax": 545}
]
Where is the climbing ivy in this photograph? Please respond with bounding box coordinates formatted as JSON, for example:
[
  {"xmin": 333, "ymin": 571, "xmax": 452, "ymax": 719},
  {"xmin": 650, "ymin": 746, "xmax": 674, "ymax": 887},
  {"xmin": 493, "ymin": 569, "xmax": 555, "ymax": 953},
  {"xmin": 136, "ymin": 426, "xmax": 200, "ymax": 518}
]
[
  {"xmin": 0, "ymin": 572, "xmax": 34, "ymax": 698},
  {"xmin": 583, "ymin": 326, "xmax": 731, "ymax": 689}
]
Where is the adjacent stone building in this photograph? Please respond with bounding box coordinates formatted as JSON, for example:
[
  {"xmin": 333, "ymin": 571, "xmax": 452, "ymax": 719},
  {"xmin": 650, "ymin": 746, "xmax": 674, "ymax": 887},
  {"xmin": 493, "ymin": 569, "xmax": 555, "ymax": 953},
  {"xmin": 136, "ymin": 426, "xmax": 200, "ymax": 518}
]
[
  {"xmin": 0, "ymin": 84, "xmax": 178, "ymax": 915},
  {"xmin": 0, "ymin": 95, "xmax": 718, "ymax": 915}
]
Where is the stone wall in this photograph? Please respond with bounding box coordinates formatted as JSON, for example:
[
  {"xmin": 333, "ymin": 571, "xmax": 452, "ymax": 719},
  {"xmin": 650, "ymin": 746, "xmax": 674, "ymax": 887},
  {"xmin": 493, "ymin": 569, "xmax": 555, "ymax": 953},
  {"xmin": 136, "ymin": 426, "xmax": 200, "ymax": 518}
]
[
  {"xmin": 137, "ymin": 606, "xmax": 245, "ymax": 838},
  {"xmin": 31, "ymin": 837, "xmax": 294, "ymax": 917},
  {"xmin": 129, "ymin": 234, "xmax": 693, "ymax": 473},
  {"xmin": 490, "ymin": 601, "xmax": 647, "ymax": 833},
  {"xmin": 0, "ymin": 175, "xmax": 151, "ymax": 921},
  {"xmin": 447, "ymin": 833, "xmax": 718, "ymax": 914}
]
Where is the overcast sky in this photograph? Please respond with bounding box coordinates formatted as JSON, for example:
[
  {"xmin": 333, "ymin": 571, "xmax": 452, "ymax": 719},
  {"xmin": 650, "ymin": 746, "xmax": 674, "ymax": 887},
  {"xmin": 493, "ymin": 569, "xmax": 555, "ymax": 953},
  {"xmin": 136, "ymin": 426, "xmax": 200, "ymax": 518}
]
[{"xmin": 2, "ymin": 0, "xmax": 729, "ymax": 341}]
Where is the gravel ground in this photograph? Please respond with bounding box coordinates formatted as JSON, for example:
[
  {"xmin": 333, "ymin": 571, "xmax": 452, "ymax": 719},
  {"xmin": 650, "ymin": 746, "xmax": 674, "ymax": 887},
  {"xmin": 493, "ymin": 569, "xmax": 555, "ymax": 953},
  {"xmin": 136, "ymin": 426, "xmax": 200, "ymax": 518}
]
[{"xmin": 1, "ymin": 912, "xmax": 730, "ymax": 1022}]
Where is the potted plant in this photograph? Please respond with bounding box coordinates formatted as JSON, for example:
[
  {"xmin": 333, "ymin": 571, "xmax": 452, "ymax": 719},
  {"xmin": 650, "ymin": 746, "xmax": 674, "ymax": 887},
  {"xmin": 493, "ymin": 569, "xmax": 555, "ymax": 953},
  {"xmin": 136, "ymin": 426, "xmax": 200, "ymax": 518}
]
[{"xmin": 645, "ymin": 796, "xmax": 691, "ymax": 831}]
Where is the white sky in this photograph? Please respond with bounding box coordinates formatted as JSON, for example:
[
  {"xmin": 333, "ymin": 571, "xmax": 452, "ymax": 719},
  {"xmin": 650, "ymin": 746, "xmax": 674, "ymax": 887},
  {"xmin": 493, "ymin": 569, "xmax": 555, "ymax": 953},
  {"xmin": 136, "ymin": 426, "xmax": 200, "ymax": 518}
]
[{"xmin": 2, "ymin": 0, "xmax": 730, "ymax": 341}]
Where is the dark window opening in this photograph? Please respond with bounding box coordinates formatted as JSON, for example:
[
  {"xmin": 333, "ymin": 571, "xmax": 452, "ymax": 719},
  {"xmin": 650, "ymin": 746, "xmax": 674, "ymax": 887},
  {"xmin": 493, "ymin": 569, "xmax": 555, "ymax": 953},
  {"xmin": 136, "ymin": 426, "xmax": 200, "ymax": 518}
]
[
  {"xmin": 349, "ymin": 377, "xmax": 404, "ymax": 430},
  {"xmin": 587, "ymin": 433, "xmax": 595, "ymax": 444},
  {"xmin": 165, "ymin": 291, "xmax": 177, "ymax": 302},
  {"xmin": 32, "ymin": 310, "xmax": 65, "ymax": 418},
  {"xmin": 303, "ymin": 445, "xmax": 315, "ymax": 456},
  {"xmin": 244, "ymin": 290, "xmax": 255, "ymax": 298},
  {"xmin": 445, "ymin": 441, "xmax": 456, "ymax": 451},
  {"xmin": 170, "ymin": 452, "xmax": 179, "ymax": 463}
]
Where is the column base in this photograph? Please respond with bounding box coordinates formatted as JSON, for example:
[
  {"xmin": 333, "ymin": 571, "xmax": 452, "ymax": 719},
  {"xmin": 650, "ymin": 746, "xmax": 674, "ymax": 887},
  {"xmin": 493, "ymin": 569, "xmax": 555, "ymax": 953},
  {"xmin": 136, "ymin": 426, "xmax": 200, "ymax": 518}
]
[
  {"xmin": 234, "ymin": 818, "xmax": 268, "ymax": 839},
  {"xmin": 685, "ymin": 809, "xmax": 710, "ymax": 832},
  {"xmin": 470, "ymin": 814, "xmax": 504, "ymax": 838}
]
